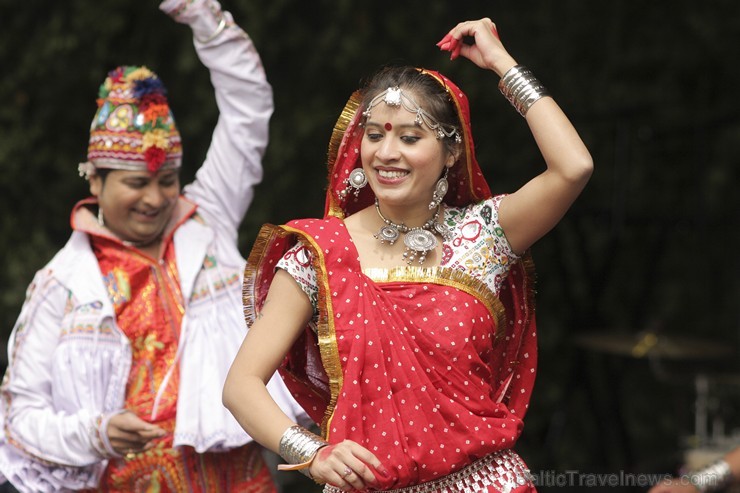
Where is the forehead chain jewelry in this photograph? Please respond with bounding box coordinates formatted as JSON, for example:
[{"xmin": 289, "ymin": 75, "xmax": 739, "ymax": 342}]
[{"xmin": 363, "ymin": 87, "xmax": 462, "ymax": 143}]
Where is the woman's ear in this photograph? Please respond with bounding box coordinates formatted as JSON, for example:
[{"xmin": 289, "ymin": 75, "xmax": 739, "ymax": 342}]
[{"xmin": 446, "ymin": 144, "xmax": 462, "ymax": 167}]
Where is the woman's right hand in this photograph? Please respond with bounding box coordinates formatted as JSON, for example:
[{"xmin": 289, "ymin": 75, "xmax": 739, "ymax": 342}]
[
  {"xmin": 436, "ymin": 18, "xmax": 516, "ymax": 77},
  {"xmin": 309, "ymin": 440, "xmax": 390, "ymax": 491},
  {"xmin": 107, "ymin": 410, "xmax": 167, "ymax": 456}
]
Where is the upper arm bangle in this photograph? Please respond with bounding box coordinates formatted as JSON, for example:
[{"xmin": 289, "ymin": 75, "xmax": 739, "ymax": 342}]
[{"xmin": 498, "ymin": 65, "xmax": 550, "ymax": 117}]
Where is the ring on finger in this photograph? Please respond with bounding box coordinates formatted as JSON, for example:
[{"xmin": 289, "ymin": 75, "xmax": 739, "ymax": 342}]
[{"xmin": 342, "ymin": 467, "xmax": 353, "ymax": 478}]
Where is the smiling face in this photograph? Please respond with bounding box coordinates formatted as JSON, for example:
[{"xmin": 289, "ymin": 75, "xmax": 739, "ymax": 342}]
[
  {"xmin": 361, "ymin": 92, "xmax": 456, "ymax": 212},
  {"xmin": 90, "ymin": 168, "xmax": 180, "ymax": 245}
]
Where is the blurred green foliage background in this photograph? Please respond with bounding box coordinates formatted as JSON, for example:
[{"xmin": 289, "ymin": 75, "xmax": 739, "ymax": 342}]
[{"xmin": 1, "ymin": 0, "xmax": 739, "ymax": 490}]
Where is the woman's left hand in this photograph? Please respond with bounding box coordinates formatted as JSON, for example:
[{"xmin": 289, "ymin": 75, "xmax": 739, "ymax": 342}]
[{"xmin": 436, "ymin": 18, "xmax": 516, "ymax": 77}]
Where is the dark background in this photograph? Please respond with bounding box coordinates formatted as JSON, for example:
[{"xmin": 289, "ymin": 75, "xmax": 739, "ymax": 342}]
[{"xmin": 2, "ymin": 1, "xmax": 740, "ymax": 491}]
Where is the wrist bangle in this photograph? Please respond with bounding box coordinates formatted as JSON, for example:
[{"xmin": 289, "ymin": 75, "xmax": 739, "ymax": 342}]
[
  {"xmin": 690, "ymin": 459, "xmax": 733, "ymax": 493},
  {"xmin": 277, "ymin": 425, "xmax": 329, "ymax": 478},
  {"xmin": 498, "ymin": 65, "xmax": 550, "ymax": 117}
]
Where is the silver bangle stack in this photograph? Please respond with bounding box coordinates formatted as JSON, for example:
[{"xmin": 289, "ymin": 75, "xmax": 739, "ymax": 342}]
[
  {"xmin": 278, "ymin": 425, "xmax": 328, "ymax": 469},
  {"xmin": 690, "ymin": 459, "xmax": 733, "ymax": 493},
  {"xmin": 498, "ymin": 65, "xmax": 550, "ymax": 117}
]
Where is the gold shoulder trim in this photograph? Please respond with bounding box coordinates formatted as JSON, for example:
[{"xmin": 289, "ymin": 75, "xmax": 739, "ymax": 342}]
[{"xmin": 243, "ymin": 223, "xmax": 284, "ymax": 328}]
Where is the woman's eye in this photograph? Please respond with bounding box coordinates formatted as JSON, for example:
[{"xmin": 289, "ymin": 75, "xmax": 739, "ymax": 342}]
[
  {"xmin": 366, "ymin": 132, "xmax": 382, "ymax": 141},
  {"xmin": 401, "ymin": 135, "xmax": 420, "ymax": 144}
]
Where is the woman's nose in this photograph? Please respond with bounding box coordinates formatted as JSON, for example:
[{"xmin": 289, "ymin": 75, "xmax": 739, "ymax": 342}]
[{"xmin": 376, "ymin": 137, "xmax": 400, "ymax": 162}]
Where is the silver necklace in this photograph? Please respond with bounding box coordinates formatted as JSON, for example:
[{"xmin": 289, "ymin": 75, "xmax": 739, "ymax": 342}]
[{"xmin": 373, "ymin": 199, "xmax": 451, "ymax": 265}]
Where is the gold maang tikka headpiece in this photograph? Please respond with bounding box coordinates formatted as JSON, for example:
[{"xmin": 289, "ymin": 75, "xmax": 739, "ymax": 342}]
[{"xmin": 362, "ymin": 87, "xmax": 462, "ymax": 143}]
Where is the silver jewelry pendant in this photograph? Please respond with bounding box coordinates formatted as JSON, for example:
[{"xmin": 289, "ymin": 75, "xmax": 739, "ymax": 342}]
[
  {"xmin": 373, "ymin": 198, "xmax": 444, "ymax": 265},
  {"xmin": 374, "ymin": 225, "xmax": 400, "ymax": 245},
  {"xmin": 404, "ymin": 229, "xmax": 438, "ymax": 265},
  {"xmin": 404, "ymin": 228, "xmax": 438, "ymax": 251},
  {"xmin": 434, "ymin": 222, "xmax": 452, "ymax": 241}
]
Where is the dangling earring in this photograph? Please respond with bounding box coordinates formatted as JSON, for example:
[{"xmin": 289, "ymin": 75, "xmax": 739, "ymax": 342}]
[
  {"xmin": 339, "ymin": 168, "xmax": 368, "ymax": 199},
  {"xmin": 97, "ymin": 207, "xmax": 105, "ymax": 227},
  {"xmin": 429, "ymin": 167, "xmax": 450, "ymax": 210}
]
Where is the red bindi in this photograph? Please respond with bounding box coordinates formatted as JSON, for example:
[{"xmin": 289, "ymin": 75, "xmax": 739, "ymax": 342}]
[{"xmin": 384, "ymin": 122, "xmax": 392, "ymax": 131}]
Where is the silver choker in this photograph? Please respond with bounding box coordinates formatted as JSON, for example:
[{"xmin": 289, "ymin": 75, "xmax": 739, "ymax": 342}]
[{"xmin": 373, "ymin": 199, "xmax": 451, "ymax": 265}]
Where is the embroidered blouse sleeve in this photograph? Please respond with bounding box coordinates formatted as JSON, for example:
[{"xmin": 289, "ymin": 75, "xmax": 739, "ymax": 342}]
[
  {"xmin": 276, "ymin": 242, "xmax": 319, "ymax": 315},
  {"xmin": 476, "ymin": 195, "xmax": 521, "ymax": 293},
  {"xmin": 484, "ymin": 195, "xmax": 520, "ymax": 264},
  {"xmin": 441, "ymin": 196, "xmax": 520, "ymax": 294}
]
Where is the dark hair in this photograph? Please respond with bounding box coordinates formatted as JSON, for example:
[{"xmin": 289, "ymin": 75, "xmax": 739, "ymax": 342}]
[{"xmin": 360, "ymin": 66, "xmax": 461, "ymax": 155}]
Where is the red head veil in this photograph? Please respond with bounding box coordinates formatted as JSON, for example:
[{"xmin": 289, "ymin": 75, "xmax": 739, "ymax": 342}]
[{"xmin": 324, "ymin": 69, "xmax": 491, "ymax": 218}]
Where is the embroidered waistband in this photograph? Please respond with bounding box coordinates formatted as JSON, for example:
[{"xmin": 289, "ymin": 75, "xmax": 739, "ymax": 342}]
[{"xmin": 323, "ymin": 449, "xmax": 534, "ymax": 493}]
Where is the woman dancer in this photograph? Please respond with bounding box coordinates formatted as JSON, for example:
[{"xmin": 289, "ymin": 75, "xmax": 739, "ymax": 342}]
[{"xmin": 225, "ymin": 17, "xmax": 592, "ymax": 492}]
